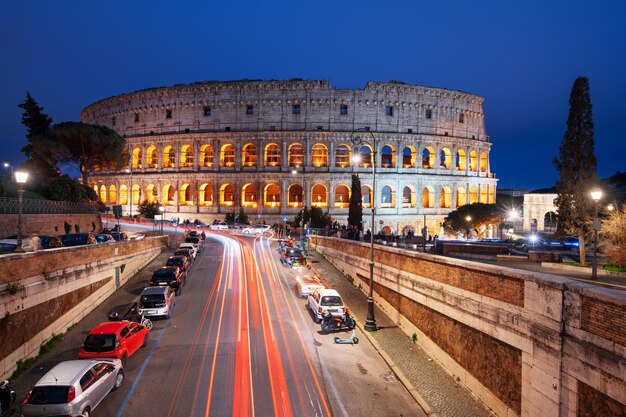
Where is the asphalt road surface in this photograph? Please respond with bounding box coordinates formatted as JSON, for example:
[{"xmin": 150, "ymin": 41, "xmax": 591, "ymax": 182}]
[{"xmin": 12, "ymin": 227, "xmax": 422, "ymax": 417}]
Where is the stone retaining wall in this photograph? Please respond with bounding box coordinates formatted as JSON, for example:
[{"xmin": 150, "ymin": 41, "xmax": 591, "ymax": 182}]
[
  {"xmin": 0, "ymin": 213, "xmax": 102, "ymax": 239},
  {"xmin": 311, "ymin": 236, "xmax": 626, "ymax": 417}
]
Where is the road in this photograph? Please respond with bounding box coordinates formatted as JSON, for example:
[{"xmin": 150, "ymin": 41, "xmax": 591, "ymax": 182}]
[{"xmin": 13, "ymin": 226, "xmax": 422, "ymax": 417}]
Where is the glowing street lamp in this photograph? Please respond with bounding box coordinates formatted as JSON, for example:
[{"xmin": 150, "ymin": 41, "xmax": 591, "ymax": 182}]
[
  {"xmin": 591, "ymin": 189, "xmax": 602, "ymax": 280},
  {"xmin": 3, "ymin": 162, "xmax": 13, "ymax": 177},
  {"xmin": 15, "ymin": 171, "xmax": 29, "ymax": 253},
  {"xmin": 465, "ymin": 215, "xmax": 472, "ymax": 241}
]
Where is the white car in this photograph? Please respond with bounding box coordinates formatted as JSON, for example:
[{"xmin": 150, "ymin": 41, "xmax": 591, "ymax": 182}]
[
  {"xmin": 296, "ymin": 275, "xmax": 325, "ymax": 298},
  {"xmin": 307, "ymin": 289, "xmax": 346, "ymax": 323},
  {"xmin": 178, "ymin": 243, "xmax": 197, "ymax": 260},
  {"xmin": 243, "ymin": 224, "xmax": 271, "ymax": 235},
  {"xmin": 209, "ymin": 223, "xmax": 229, "ymax": 230}
]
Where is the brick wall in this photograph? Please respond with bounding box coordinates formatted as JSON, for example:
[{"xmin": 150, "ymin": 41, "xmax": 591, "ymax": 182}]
[
  {"xmin": 0, "ymin": 213, "xmax": 102, "ymax": 239},
  {"xmin": 581, "ymin": 296, "xmax": 626, "ymax": 346}
]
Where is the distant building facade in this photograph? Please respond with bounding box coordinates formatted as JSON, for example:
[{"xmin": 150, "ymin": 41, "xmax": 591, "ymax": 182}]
[
  {"xmin": 523, "ymin": 193, "xmax": 558, "ymax": 233},
  {"xmin": 82, "ymin": 79, "xmax": 497, "ymax": 234}
]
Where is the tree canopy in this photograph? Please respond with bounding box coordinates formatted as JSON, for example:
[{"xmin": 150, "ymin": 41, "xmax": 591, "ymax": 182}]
[
  {"xmin": 348, "ymin": 174, "xmax": 363, "ymax": 232},
  {"xmin": 553, "ymin": 76, "xmax": 598, "ymax": 264},
  {"xmin": 292, "ymin": 207, "xmax": 332, "ymax": 229},
  {"xmin": 443, "ymin": 203, "xmax": 503, "ymax": 238},
  {"xmin": 600, "ymin": 206, "xmax": 626, "ymax": 268}
]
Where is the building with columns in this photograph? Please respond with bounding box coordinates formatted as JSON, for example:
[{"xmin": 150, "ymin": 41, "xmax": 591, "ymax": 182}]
[{"xmin": 82, "ymin": 79, "xmax": 497, "ymax": 235}]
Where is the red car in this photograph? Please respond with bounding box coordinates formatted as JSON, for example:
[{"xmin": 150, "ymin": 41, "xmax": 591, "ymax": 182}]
[{"xmin": 78, "ymin": 321, "xmax": 149, "ymax": 365}]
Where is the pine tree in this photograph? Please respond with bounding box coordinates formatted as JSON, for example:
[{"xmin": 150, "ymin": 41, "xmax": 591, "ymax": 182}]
[
  {"xmin": 348, "ymin": 173, "xmax": 363, "ymax": 237},
  {"xmin": 553, "ymin": 77, "xmax": 598, "ymax": 265}
]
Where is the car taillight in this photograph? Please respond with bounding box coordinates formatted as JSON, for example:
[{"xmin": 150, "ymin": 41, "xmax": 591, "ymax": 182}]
[
  {"xmin": 23, "ymin": 389, "xmax": 32, "ymax": 404},
  {"xmin": 318, "ymin": 306, "xmax": 323, "ymax": 314},
  {"xmin": 67, "ymin": 385, "xmax": 76, "ymax": 403}
]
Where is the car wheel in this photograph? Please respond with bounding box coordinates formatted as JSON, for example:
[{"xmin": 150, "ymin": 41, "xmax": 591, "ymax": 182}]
[
  {"xmin": 142, "ymin": 334, "xmax": 149, "ymax": 348},
  {"xmin": 112, "ymin": 370, "xmax": 124, "ymax": 390},
  {"xmin": 82, "ymin": 407, "xmax": 91, "ymax": 417},
  {"xmin": 121, "ymin": 353, "xmax": 128, "ymax": 367}
]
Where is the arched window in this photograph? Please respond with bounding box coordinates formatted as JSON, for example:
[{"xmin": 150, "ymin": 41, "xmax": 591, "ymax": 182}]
[
  {"xmin": 422, "ymin": 187, "xmax": 435, "ymax": 208},
  {"xmin": 488, "ymin": 186, "xmax": 495, "ymax": 204},
  {"xmin": 312, "ymin": 184, "xmax": 327, "ymax": 208},
  {"xmin": 381, "ymin": 145, "xmax": 395, "ymax": 168},
  {"xmin": 480, "ymin": 186, "xmax": 487, "ymax": 203},
  {"xmin": 456, "ymin": 149, "xmax": 466, "ymax": 170},
  {"xmin": 146, "ymin": 184, "xmax": 157, "ymax": 204},
  {"xmin": 544, "ymin": 211, "xmax": 557, "ymax": 232},
  {"xmin": 440, "ymin": 148, "xmax": 452, "ymax": 169},
  {"xmin": 108, "ymin": 185, "xmax": 117, "ymax": 204},
  {"xmin": 180, "ymin": 184, "xmax": 192, "ymax": 205},
  {"xmin": 220, "ymin": 184, "xmax": 235, "ymax": 206},
  {"xmin": 334, "ymin": 185, "xmax": 350, "ymax": 208},
  {"xmin": 199, "ymin": 183, "xmax": 214, "ymax": 206},
  {"xmin": 357, "ymin": 145, "xmax": 373, "ymax": 168},
  {"xmin": 242, "ymin": 143, "xmax": 257, "ymax": 167},
  {"xmin": 422, "ymin": 147, "xmax": 435, "ymax": 168},
  {"xmin": 402, "ymin": 146, "xmax": 416, "ymax": 168},
  {"xmin": 265, "ymin": 143, "xmax": 281, "ymax": 166},
  {"xmin": 288, "ymin": 184, "xmax": 303, "ymax": 207},
  {"xmin": 381, "ymin": 185, "xmax": 395, "ymax": 208},
  {"xmin": 361, "ymin": 185, "xmax": 372, "ymax": 208},
  {"xmin": 480, "ymin": 152, "xmax": 487, "ymax": 172},
  {"xmin": 180, "ymin": 145, "xmax": 194, "ymax": 168},
  {"xmin": 146, "ymin": 146, "xmax": 158, "ymax": 168},
  {"xmin": 163, "ymin": 146, "xmax": 175, "ymax": 168},
  {"xmin": 220, "ymin": 144, "xmax": 235, "ymax": 167},
  {"xmin": 132, "ymin": 148, "xmax": 142, "ymax": 169},
  {"xmin": 469, "ymin": 151, "xmax": 478, "ymax": 171},
  {"xmin": 200, "ymin": 145, "xmax": 214, "ymax": 167},
  {"xmin": 242, "ymin": 183, "xmax": 257, "ymax": 207},
  {"xmin": 288, "ymin": 143, "xmax": 305, "ymax": 167},
  {"xmin": 402, "ymin": 186, "xmax": 415, "ymax": 208},
  {"xmin": 162, "ymin": 184, "xmax": 175, "ymax": 206},
  {"xmin": 469, "ymin": 186, "xmax": 479, "ymax": 204},
  {"xmin": 132, "ymin": 184, "xmax": 141, "ymax": 205},
  {"xmin": 311, "ymin": 144, "xmax": 328, "ymax": 167},
  {"xmin": 456, "ymin": 187, "xmax": 467, "ymax": 207},
  {"xmin": 440, "ymin": 186, "xmax": 452, "ymax": 208},
  {"xmin": 99, "ymin": 185, "xmax": 107, "ymax": 204},
  {"xmin": 119, "ymin": 185, "xmax": 128, "ymax": 205},
  {"xmin": 264, "ymin": 184, "xmax": 280, "ymax": 207},
  {"xmin": 335, "ymin": 144, "xmax": 352, "ymax": 168}
]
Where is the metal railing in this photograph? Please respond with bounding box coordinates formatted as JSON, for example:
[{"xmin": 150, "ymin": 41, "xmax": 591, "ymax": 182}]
[{"xmin": 0, "ymin": 197, "xmax": 99, "ymax": 215}]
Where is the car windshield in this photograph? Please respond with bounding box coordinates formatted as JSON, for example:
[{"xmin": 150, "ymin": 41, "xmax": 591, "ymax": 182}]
[
  {"xmin": 141, "ymin": 294, "xmax": 166, "ymax": 308},
  {"xmin": 83, "ymin": 334, "xmax": 117, "ymax": 352},
  {"xmin": 167, "ymin": 259, "xmax": 182, "ymax": 267},
  {"xmin": 321, "ymin": 296, "xmax": 343, "ymax": 306},
  {"xmin": 27, "ymin": 386, "xmax": 70, "ymax": 405}
]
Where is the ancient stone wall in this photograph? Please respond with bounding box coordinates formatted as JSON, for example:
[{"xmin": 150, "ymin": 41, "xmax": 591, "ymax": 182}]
[
  {"xmin": 0, "ymin": 213, "xmax": 102, "ymax": 239},
  {"xmin": 311, "ymin": 235, "xmax": 626, "ymax": 417}
]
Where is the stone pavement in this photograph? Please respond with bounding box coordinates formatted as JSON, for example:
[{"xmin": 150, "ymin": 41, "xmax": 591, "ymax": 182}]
[{"xmin": 307, "ymin": 249, "xmax": 493, "ymax": 417}]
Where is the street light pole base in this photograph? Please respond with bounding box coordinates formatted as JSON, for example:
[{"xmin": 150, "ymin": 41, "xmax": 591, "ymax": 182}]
[{"xmin": 364, "ymin": 297, "xmax": 377, "ymax": 332}]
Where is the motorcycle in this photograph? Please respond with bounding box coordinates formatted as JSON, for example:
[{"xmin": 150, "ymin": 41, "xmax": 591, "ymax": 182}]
[
  {"xmin": 320, "ymin": 309, "xmax": 356, "ymax": 333},
  {"xmin": 0, "ymin": 379, "xmax": 16, "ymax": 416}
]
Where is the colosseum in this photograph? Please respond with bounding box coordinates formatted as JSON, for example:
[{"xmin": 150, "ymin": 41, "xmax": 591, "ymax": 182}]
[{"xmin": 81, "ymin": 79, "xmax": 497, "ymax": 235}]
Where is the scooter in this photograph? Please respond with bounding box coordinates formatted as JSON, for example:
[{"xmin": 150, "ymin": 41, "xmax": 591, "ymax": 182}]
[
  {"xmin": 0, "ymin": 379, "xmax": 16, "ymax": 416},
  {"xmin": 334, "ymin": 330, "xmax": 359, "ymax": 345},
  {"xmin": 320, "ymin": 309, "xmax": 356, "ymax": 333}
]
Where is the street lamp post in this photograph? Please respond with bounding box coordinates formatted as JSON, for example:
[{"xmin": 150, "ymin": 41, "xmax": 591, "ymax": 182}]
[
  {"xmin": 15, "ymin": 171, "xmax": 29, "ymax": 253},
  {"xmin": 125, "ymin": 168, "xmax": 133, "ymax": 220},
  {"xmin": 591, "ymin": 190, "xmax": 602, "ymax": 280},
  {"xmin": 291, "ymin": 166, "xmax": 306, "ymax": 252},
  {"xmin": 465, "ymin": 215, "xmax": 472, "ymax": 241},
  {"xmin": 351, "ymin": 127, "xmax": 377, "ymax": 332},
  {"xmin": 3, "ymin": 162, "xmax": 14, "ymax": 178},
  {"xmin": 159, "ymin": 205, "xmax": 165, "ymax": 235}
]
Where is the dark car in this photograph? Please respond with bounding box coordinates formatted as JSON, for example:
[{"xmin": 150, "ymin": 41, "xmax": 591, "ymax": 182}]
[
  {"xmin": 60, "ymin": 233, "xmax": 96, "ymax": 247},
  {"xmin": 150, "ymin": 266, "xmax": 185, "ymax": 295},
  {"xmin": 173, "ymin": 248, "xmax": 194, "ymax": 264},
  {"xmin": 95, "ymin": 234, "xmax": 115, "ymax": 244},
  {"xmin": 166, "ymin": 255, "xmax": 190, "ymax": 276},
  {"xmin": 109, "ymin": 232, "xmax": 129, "ymax": 241}
]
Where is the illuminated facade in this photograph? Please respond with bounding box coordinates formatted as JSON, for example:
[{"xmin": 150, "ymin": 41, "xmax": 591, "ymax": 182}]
[{"xmin": 82, "ymin": 79, "xmax": 497, "ymax": 234}]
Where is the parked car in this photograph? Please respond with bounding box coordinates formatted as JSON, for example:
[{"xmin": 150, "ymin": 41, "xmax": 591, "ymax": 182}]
[
  {"xmin": 178, "ymin": 243, "xmax": 197, "ymax": 260},
  {"xmin": 209, "ymin": 222, "xmax": 228, "ymax": 230},
  {"xmin": 185, "ymin": 236, "xmax": 203, "ymax": 251},
  {"xmin": 307, "ymin": 289, "xmax": 346, "ymax": 323},
  {"xmin": 243, "ymin": 224, "xmax": 271, "ymax": 234},
  {"xmin": 94, "ymin": 234, "xmax": 115, "ymax": 244},
  {"xmin": 78, "ymin": 321, "xmax": 149, "ymax": 365},
  {"xmin": 296, "ymin": 275, "xmax": 325, "ymax": 298},
  {"xmin": 173, "ymin": 248, "xmax": 194, "ymax": 264},
  {"xmin": 109, "ymin": 232, "xmax": 129, "ymax": 242},
  {"xmin": 22, "ymin": 359, "xmax": 124, "ymax": 417},
  {"xmin": 166, "ymin": 255, "xmax": 190, "ymax": 276},
  {"xmin": 138, "ymin": 286, "xmax": 176, "ymax": 319},
  {"xmin": 60, "ymin": 233, "xmax": 96, "ymax": 247},
  {"xmin": 150, "ymin": 266, "xmax": 185, "ymax": 295},
  {"xmin": 184, "ymin": 230, "xmax": 199, "ymax": 238}
]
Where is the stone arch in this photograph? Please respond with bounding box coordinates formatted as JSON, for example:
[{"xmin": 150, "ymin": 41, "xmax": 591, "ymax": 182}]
[
  {"xmin": 132, "ymin": 184, "xmax": 141, "ymax": 205},
  {"xmin": 381, "ymin": 185, "xmax": 395, "ymax": 207},
  {"xmin": 456, "ymin": 149, "xmax": 466, "ymax": 170},
  {"xmin": 356, "ymin": 145, "xmax": 373, "ymax": 168},
  {"xmin": 180, "ymin": 144, "xmax": 194, "ymax": 168},
  {"xmin": 180, "ymin": 183, "xmax": 193, "ymax": 205},
  {"xmin": 440, "ymin": 186, "xmax": 452, "ymax": 208},
  {"xmin": 198, "ymin": 183, "xmax": 214, "ymax": 206},
  {"xmin": 311, "ymin": 184, "xmax": 328, "ymax": 208},
  {"xmin": 288, "ymin": 143, "xmax": 304, "ymax": 167},
  {"xmin": 334, "ymin": 184, "xmax": 350, "ymax": 208},
  {"xmin": 288, "ymin": 183, "xmax": 303, "ymax": 207},
  {"xmin": 402, "ymin": 146, "xmax": 416, "ymax": 168},
  {"xmin": 422, "ymin": 186, "xmax": 435, "ymax": 208},
  {"xmin": 242, "ymin": 183, "xmax": 258, "ymax": 207},
  {"xmin": 335, "ymin": 144, "xmax": 352, "ymax": 168},
  {"xmin": 401, "ymin": 225, "xmax": 415, "ymax": 235},
  {"xmin": 163, "ymin": 146, "xmax": 175, "ymax": 168},
  {"xmin": 402, "ymin": 185, "xmax": 416, "ymax": 208},
  {"xmin": 488, "ymin": 186, "xmax": 495, "ymax": 204},
  {"xmin": 99, "ymin": 185, "xmax": 107, "ymax": 204},
  {"xmin": 381, "ymin": 144, "xmax": 396, "ymax": 168},
  {"xmin": 220, "ymin": 184, "xmax": 235, "ymax": 207},
  {"xmin": 457, "ymin": 186, "xmax": 467, "ymax": 207},
  {"xmin": 544, "ymin": 211, "xmax": 557, "ymax": 232},
  {"xmin": 469, "ymin": 151, "xmax": 478, "ymax": 171},
  {"xmin": 264, "ymin": 143, "xmax": 281, "ymax": 166},
  {"xmin": 146, "ymin": 184, "xmax": 157, "ymax": 204},
  {"xmin": 422, "ymin": 146, "xmax": 435, "ymax": 169},
  {"xmin": 439, "ymin": 147, "xmax": 452, "ymax": 169},
  {"xmin": 361, "ymin": 185, "xmax": 372, "ymax": 208},
  {"xmin": 264, "ymin": 183, "xmax": 280, "ymax": 207},
  {"xmin": 200, "ymin": 144, "xmax": 214, "ymax": 167},
  {"xmin": 119, "ymin": 184, "xmax": 128, "ymax": 205},
  {"xmin": 242, "ymin": 143, "xmax": 257, "ymax": 167},
  {"xmin": 380, "ymin": 226, "xmax": 392, "ymax": 236},
  {"xmin": 480, "ymin": 187, "xmax": 488, "ymax": 203},
  {"xmin": 132, "ymin": 147, "xmax": 142, "ymax": 169},
  {"xmin": 311, "ymin": 144, "xmax": 328, "ymax": 167},
  {"xmin": 162, "ymin": 184, "xmax": 175, "ymax": 206},
  {"xmin": 108, "ymin": 185, "xmax": 117, "ymax": 204},
  {"xmin": 480, "ymin": 151, "xmax": 487, "ymax": 172},
  {"xmin": 469, "ymin": 186, "xmax": 479, "ymax": 204},
  {"xmin": 220, "ymin": 144, "xmax": 235, "ymax": 167},
  {"xmin": 146, "ymin": 146, "xmax": 158, "ymax": 168}
]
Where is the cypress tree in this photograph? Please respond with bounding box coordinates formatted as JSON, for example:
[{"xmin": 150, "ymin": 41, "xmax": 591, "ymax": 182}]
[
  {"xmin": 552, "ymin": 77, "xmax": 598, "ymax": 265},
  {"xmin": 348, "ymin": 173, "xmax": 363, "ymax": 238}
]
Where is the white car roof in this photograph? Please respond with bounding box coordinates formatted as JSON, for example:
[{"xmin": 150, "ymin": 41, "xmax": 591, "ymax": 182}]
[
  {"xmin": 36, "ymin": 360, "xmax": 111, "ymax": 386},
  {"xmin": 317, "ymin": 288, "xmax": 340, "ymax": 297},
  {"xmin": 179, "ymin": 243, "xmax": 195, "ymax": 248}
]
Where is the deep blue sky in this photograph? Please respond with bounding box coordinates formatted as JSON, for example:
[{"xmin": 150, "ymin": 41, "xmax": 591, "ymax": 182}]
[{"xmin": 1, "ymin": 1, "xmax": 624, "ymax": 190}]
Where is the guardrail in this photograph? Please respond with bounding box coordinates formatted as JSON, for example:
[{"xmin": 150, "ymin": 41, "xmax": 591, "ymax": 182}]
[{"xmin": 0, "ymin": 197, "xmax": 98, "ymax": 214}]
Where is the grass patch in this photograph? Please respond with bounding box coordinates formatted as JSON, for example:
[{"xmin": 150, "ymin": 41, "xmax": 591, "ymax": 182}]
[
  {"xmin": 603, "ymin": 265, "xmax": 626, "ymax": 272},
  {"xmin": 9, "ymin": 333, "xmax": 65, "ymax": 380},
  {"xmin": 346, "ymin": 275, "xmax": 354, "ymax": 284}
]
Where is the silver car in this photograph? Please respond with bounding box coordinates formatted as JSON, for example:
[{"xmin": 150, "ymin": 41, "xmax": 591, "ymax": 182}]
[
  {"xmin": 138, "ymin": 286, "xmax": 176, "ymax": 319},
  {"xmin": 22, "ymin": 359, "xmax": 123, "ymax": 417}
]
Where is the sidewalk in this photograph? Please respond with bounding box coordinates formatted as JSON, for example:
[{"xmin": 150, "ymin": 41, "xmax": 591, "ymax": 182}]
[{"xmin": 307, "ymin": 250, "xmax": 492, "ymax": 417}]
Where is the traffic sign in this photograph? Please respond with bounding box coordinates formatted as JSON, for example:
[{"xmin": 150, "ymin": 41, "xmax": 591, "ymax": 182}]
[{"xmin": 283, "ymin": 216, "xmax": 288, "ymax": 222}]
